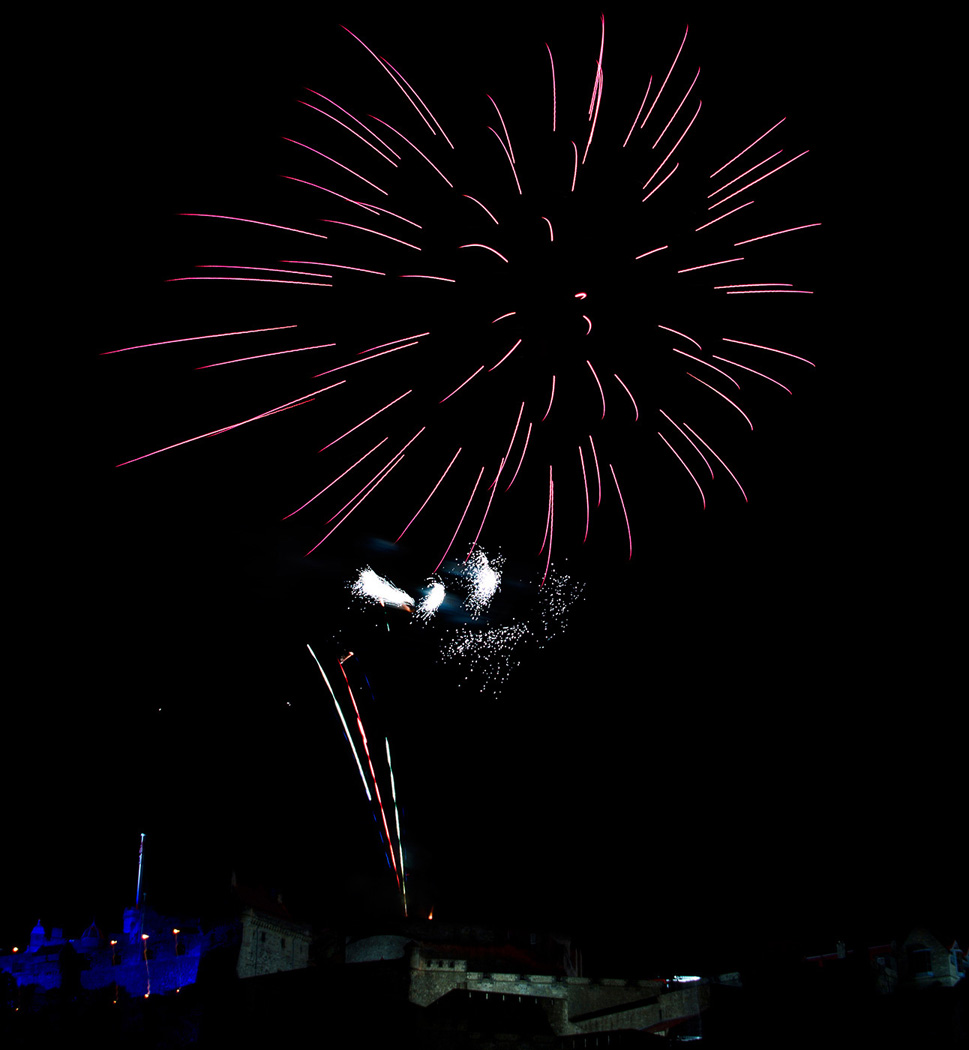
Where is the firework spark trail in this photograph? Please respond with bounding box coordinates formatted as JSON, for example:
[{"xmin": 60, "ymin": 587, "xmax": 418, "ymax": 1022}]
[
  {"xmin": 641, "ymin": 24, "xmax": 689, "ymax": 130},
  {"xmin": 307, "ymin": 644, "xmax": 371, "ymax": 801},
  {"xmin": 397, "ymin": 447, "xmax": 463, "ymax": 542},
  {"xmin": 660, "ymin": 409, "xmax": 714, "ymax": 478},
  {"xmin": 542, "ymin": 376, "xmax": 557, "ymax": 422},
  {"xmin": 658, "ymin": 430, "xmax": 706, "ymax": 508},
  {"xmin": 672, "ymin": 348, "xmax": 741, "ymax": 389},
  {"xmin": 588, "ymin": 435, "xmax": 602, "ymax": 507},
  {"xmin": 505, "ymin": 422, "xmax": 532, "ymax": 492},
  {"xmin": 196, "ymin": 338, "xmax": 336, "ymax": 370},
  {"xmin": 435, "ymin": 466, "xmax": 485, "ymax": 573},
  {"xmin": 575, "ymin": 443, "xmax": 592, "ymax": 541},
  {"xmin": 546, "ymin": 43, "xmax": 557, "ymax": 131},
  {"xmin": 298, "ymin": 98, "xmax": 399, "ymax": 165},
  {"xmin": 306, "ymin": 445, "xmax": 410, "ymax": 554},
  {"xmin": 541, "ymin": 467, "xmax": 555, "ymax": 588},
  {"xmin": 284, "ymin": 437, "xmax": 389, "ymax": 519},
  {"xmin": 103, "ymin": 325, "xmax": 299, "ymax": 356},
  {"xmin": 302, "ymin": 89, "xmax": 402, "ymax": 159},
  {"xmin": 609, "ymin": 464, "xmax": 632, "ymax": 559},
  {"xmin": 712, "ymin": 355, "xmax": 793, "ymax": 394},
  {"xmin": 683, "ymin": 423, "xmax": 748, "ymax": 501},
  {"xmin": 338, "ymin": 660, "xmax": 400, "ymax": 888},
  {"xmin": 282, "ymin": 136, "xmax": 390, "ymax": 194},
  {"xmin": 686, "ymin": 373, "xmax": 754, "ymax": 430},
  {"xmin": 709, "ymin": 116, "xmax": 786, "ymax": 179},
  {"xmin": 318, "ymin": 390, "xmax": 412, "ymax": 452},
  {"xmin": 613, "ymin": 374, "xmax": 639, "ymax": 420},
  {"xmin": 708, "ymin": 150, "xmax": 782, "ymax": 198},
  {"xmin": 116, "ymin": 18, "xmax": 817, "ymax": 565},
  {"xmin": 385, "ymin": 737, "xmax": 407, "ymax": 916},
  {"xmin": 116, "ymin": 383, "xmax": 343, "ymax": 467}
]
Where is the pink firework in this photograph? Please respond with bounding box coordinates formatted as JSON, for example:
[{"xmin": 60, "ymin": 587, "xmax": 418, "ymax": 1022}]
[{"xmin": 112, "ymin": 16, "xmax": 820, "ymax": 571}]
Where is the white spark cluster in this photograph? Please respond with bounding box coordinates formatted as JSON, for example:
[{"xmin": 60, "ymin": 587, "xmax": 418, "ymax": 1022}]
[
  {"xmin": 439, "ymin": 563, "xmax": 585, "ymax": 693},
  {"xmin": 351, "ymin": 567, "xmax": 415, "ymax": 609},
  {"xmin": 462, "ymin": 549, "xmax": 502, "ymax": 618},
  {"xmin": 416, "ymin": 580, "xmax": 445, "ymax": 619}
]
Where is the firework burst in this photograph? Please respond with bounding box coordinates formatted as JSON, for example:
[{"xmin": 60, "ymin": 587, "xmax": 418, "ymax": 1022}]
[{"xmin": 111, "ymin": 15, "xmax": 820, "ymax": 572}]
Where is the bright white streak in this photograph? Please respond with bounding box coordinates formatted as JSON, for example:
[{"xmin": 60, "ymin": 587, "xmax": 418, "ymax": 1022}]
[{"xmin": 306, "ymin": 644, "xmax": 370, "ymax": 801}]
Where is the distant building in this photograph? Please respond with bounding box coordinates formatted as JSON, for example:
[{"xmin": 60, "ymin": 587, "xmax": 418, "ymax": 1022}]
[
  {"xmin": 899, "ymin": 926, "xmax": 966, "ymax": 989},
  {"xmin": 236, "ymin": 907, "xmax": 312, "ymax": 978},
  {"xmin": 0, "ymin": 907, "xmax": 204, "ymax": 1000}
]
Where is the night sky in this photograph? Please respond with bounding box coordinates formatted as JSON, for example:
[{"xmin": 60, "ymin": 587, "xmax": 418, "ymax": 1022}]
[{"xmin": 11, "ymin": 6, "xmax": 955, "ymax": 976}]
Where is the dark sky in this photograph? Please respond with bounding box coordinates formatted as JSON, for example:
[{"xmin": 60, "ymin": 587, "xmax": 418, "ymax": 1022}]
[{"xmin": 11, "ymin": 6, "xmax": 954, "ymax": 976}]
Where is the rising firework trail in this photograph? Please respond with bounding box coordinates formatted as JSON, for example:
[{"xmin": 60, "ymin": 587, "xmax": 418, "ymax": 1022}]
[
  {"xmin": 113, "ymin": 16, "xmax": 820, "ymax": 573},
  {"xmin": 307, "ymin": 643, "xmax": 408, "ymax": 906}
]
